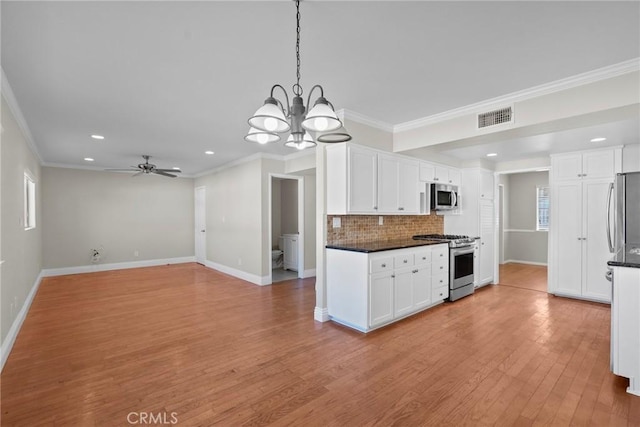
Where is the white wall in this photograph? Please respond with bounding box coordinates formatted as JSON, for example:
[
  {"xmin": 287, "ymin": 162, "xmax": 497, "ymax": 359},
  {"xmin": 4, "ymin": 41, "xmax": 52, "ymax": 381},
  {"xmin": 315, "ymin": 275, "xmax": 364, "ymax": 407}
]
[
  {"xmin": 1, "ymin": 95, "xmax": 42, "ymax": 345},
  {"xmin": 504, "ymin": 171, "xmax": 549, "ymax": 265},
  {"xmin": 623, "ymin": 144, "xmax": 640, "ymax": 172},
  {"xmin": 196, "ymin": 157, "xmax": 268, "ymax": 279},
  {"xmin": 41, "ymin": 167, "xmax": 194, "ymax": 269}
]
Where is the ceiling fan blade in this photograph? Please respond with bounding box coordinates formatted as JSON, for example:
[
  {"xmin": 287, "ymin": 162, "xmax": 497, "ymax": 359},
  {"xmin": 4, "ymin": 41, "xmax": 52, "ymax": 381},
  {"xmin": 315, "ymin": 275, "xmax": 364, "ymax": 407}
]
[
  {"xmin": 153, "ymin": 170, "xmax": 177, "ymax": 178},
  {"xmin": 155, "ymin": 168, "xmax": 182, "ymax": 173},
  {"xmin": 105, "ymin": 168, "xmax": 140, "ymax": 172},
  {"xmin": 131, "ymin": 171, "xmax": 145, "ymax": 177}
]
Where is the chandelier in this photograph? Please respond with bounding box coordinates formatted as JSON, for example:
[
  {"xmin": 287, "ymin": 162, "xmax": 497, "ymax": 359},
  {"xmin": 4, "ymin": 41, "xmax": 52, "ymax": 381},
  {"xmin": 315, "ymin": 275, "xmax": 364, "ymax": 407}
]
[{"xmin": 245, "ymin": 0, "xmax": 351, "ymax": 150}]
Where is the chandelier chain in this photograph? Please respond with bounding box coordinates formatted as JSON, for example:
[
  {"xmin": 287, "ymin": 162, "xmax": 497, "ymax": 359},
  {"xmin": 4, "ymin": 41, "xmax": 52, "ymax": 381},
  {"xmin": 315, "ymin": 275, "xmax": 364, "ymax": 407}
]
[{"xmin": 294, "ymin": 0, "xmax": 302, "ymax": 96}]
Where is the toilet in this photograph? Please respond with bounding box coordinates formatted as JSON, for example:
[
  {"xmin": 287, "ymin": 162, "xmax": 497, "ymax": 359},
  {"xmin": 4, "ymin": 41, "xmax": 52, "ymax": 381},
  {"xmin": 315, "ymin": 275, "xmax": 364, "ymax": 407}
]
[{"xmin": 271, "ymin": 236, "xmax": 284, "ymax": 269}]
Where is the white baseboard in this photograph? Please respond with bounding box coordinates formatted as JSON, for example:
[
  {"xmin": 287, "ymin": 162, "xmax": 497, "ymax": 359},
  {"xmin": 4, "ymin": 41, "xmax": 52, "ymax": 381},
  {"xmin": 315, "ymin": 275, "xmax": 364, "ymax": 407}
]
[
  {"xmin": 504, "ymin": 259, "xmax": 548, "ymax": 267},
  {"xmin": 314, "ymin": 307, "xmax": 329, "ymax": 322},
  {"xmin": 1, "ymin": 271, "xmax": 43, "ymax": 372},
  {"xmin": 41, "ymin": 256, "xmax": 196, "ymax": 277},
  {"xmin": 302, "ymin": 268, "xmax": 316, "ymax": 279},
  {"xmin": 204, "ymin": 260, "xmax": 269, "ymax": 286}
]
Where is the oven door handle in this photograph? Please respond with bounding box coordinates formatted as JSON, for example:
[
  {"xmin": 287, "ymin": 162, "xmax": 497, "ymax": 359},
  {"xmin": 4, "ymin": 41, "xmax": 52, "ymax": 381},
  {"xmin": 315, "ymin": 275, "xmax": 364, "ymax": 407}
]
[{"xmin": 451, "ymin": 246, "xmax": 474, "ymax": 256}]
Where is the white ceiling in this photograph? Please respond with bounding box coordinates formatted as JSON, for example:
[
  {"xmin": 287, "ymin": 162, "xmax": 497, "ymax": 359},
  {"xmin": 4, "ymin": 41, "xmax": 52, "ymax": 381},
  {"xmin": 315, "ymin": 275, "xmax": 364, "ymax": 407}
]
[{"xmin": 2, "ymin": 1, "xmax": 639, "ymax": 175}]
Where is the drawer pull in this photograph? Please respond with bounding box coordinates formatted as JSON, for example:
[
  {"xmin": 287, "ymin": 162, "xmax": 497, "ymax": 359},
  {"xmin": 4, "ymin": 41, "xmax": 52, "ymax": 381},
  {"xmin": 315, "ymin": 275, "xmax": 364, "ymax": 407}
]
[
  {"xmin": 422, "ymin": 256, "xmax": 427, "ymax": 260},
  {"xmin": 391, "ymin": 274, "xmax": 395, "ymax": 278},
  {"xmin": 440, "ymin": 280, "xmax": 443, "ymax": 283},
  {"xmin": 412, "ymin": 269, "xmax": 418, "ymax": 274},
  {"xmin": 403, "ymin": 259, "xmax": 408, "ymax": 263},
  {"xmin": 440, "ymin": 266, "xmax": 443, "ymax": 269},
  {"xmin": 381, "ymin": 263, "xmax": 386, "ymax": 268}
]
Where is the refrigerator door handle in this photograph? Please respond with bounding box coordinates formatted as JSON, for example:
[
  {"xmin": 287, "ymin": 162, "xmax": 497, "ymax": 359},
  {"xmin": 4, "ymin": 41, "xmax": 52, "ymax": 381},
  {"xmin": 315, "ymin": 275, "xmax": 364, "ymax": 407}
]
[{"xmin": 607, "ymin": 182, "xmax": 614, "ymax": 253}]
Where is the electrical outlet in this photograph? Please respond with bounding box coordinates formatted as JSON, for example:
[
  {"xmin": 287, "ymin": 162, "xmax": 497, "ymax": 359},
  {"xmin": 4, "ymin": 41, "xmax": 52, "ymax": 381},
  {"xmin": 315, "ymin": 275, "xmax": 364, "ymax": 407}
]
[
  {"xmin": 332, "ymin": 217, "xmax": 341, "ymax": 228},
  {"xmin": 134, "ymin": 250, "xmax": 139, "ymax": 257},
  {"xmin": 379, "ymin": 216, "xmax": 384, "ymax": 225},
  {"xmin": 238, "ymin": 258, "xmax": 242, "ymax": 266}
]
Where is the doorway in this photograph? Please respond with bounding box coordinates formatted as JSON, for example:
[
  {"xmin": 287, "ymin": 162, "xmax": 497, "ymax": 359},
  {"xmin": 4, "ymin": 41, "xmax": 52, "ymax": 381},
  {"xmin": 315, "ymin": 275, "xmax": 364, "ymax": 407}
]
[
  {"xmin": 194, "ymin": 186, "xmax": 206, "ymax": 265},
  {"xmin": 269, "ymin": 174, "xmax": 304, "ymax": 284},
  {"xmin": 496, "ymin": 170, "xmax": 550, "ymax": 292}
]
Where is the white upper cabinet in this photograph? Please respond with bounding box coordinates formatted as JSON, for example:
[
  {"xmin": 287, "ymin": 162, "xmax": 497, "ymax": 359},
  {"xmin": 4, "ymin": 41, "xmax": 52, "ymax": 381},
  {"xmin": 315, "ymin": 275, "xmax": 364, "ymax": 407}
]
[
  {"xmin": 378, "ymin": 154, "xmax": 419, "ymax": 214},
  {"xmin": 327, "ymin": 143, "xmax": 420, "ymax": 215},
  {"xmin": 348, "ymin": 146, "xmax": 378, "ymax": 213},
  {"xmin": 419, "ymin": 162, "xmax": 461, "ymax": 186},
  {"xmin": 398, "ymin": 159, "xmax": 420, "ymax": 214},
  {"xmin": 553, "ymin": 149, "xmax": 620, "ymax": 182}
]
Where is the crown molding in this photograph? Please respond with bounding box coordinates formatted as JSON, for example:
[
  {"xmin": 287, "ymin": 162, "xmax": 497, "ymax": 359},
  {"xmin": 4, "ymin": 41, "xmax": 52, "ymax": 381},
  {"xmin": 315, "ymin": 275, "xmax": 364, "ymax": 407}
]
[
  {"xmin": 1, "ymin": 68, "xmax": 43, "ymax": 163},
  {"xmin": 337, "ymin": 108, "xmax": 394, "ymax": 133},
  {"xmin": 194, "ymin": 152, "xmax": 285, "ymax": 178},
  {"xmin": 394, "ymin": 57, "xmax": 640, "ymax": 133}
]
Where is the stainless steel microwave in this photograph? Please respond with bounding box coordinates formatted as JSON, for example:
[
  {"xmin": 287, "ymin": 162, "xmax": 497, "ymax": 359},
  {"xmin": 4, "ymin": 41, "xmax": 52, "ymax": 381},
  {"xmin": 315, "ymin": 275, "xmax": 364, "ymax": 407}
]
[{"xmin": 431, "ymin": 183, "xmax": 459, "ymax": 210}]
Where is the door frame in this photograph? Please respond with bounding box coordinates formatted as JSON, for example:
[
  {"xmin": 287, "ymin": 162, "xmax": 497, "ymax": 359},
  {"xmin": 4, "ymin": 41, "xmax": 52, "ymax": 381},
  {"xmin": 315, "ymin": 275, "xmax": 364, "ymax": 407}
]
[
  {"xmin": 268, "ymin": 173, "xmax": 305, "ymax": 284},
  {"xmin": 194, "ymin": 186, "xmax": 206, "ymax": 265}
]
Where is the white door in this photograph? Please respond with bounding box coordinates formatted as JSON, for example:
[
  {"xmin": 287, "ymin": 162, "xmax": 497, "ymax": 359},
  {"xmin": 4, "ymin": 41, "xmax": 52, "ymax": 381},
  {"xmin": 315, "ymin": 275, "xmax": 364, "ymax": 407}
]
[
  {"xmin": 554, "ymin": 181, "xmax": 582, "ymax": 296},
  {"xmin": 394, "ymin": 268, "xmax": 414, "ymax": 317},
  {"xmin": 369, "ymin": 272, "xmax": 394, "ymax": 327},
  {"xmin": 195, "ymin": 186, "xmax": 206, "ymax": 265},
  {"xmin": 479, "ymin": 199, "xmax": 495, "ymax": 284}
]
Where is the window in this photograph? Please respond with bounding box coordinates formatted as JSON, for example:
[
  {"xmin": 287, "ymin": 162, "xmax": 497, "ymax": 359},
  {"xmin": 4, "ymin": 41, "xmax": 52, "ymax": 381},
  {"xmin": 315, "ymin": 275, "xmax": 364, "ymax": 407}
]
[
  {"xmin": 24, "ymin": 172, "xmax": 36, "ymax": 230},
  {"xmin": 536, "ymin": 186, "xmax": 549, "ymax": 231}
]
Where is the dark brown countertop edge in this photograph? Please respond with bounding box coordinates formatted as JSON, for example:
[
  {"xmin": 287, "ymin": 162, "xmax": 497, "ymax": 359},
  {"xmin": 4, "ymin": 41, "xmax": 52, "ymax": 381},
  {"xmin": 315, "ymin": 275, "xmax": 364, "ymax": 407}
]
[{"xmin": 326, "ymin": 239, "xmax": 448, "ymax": 253}]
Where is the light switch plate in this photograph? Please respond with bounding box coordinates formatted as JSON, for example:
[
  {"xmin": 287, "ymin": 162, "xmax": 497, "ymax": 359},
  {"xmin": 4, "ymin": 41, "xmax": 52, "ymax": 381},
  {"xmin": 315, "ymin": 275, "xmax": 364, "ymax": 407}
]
[
  {"xmin": 332, "ymin": 217, "xmax": 341, "ymax": 228},
  {"xmin": 379, "ymin": 216, "xmax": 384, "ymax": 225}
]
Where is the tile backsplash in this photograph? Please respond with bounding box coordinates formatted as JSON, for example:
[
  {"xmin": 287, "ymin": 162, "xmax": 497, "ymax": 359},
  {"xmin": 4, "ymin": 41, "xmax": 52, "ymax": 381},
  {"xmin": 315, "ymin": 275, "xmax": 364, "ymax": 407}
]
[{"xmin": 327, "ymin": 215, "xmax": 444, "ymax": 244}]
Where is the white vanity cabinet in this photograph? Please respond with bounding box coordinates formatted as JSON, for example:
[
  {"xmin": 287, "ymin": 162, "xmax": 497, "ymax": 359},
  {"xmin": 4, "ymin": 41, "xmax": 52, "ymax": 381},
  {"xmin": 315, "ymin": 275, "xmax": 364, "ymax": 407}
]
[
  {"xmin": 282, "ymin": 234, "xmax": 298, "ymax": 271},
  {"xmin": 327, "ymin": 243, "xmax": 449, "ymax": 332}
]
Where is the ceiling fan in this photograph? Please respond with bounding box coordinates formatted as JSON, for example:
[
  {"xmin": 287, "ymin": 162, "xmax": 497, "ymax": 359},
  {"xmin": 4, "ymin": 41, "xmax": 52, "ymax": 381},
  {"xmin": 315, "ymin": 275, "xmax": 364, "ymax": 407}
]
[{"xmin": 106, "ymin": 155, "xmax": 181, "ymax": 178}]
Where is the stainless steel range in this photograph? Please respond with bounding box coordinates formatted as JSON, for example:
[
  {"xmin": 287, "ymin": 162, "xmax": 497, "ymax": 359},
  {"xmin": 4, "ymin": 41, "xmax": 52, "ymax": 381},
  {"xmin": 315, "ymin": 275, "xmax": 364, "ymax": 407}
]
[{"xmin": 413, "ymin": 234, "xmax": 476, "ymax": 301}]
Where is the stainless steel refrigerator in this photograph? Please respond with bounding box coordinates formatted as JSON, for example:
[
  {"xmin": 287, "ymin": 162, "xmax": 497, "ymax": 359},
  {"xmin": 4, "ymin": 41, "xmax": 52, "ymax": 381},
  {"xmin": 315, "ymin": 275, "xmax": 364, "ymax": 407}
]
[{"xmin": 608, "ymin": 171, "xmax": 640, "ymax": 254}]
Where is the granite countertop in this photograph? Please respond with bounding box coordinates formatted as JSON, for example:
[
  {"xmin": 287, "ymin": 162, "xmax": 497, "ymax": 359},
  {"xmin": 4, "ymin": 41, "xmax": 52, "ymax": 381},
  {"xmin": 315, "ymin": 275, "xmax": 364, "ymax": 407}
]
[
  {"xmin": 608, "ymin": 244, "xmax": 640, "ymax": 269},
  {"xmin": 326, "ymin": 238, "xmax": 447, "ymax": 253}
]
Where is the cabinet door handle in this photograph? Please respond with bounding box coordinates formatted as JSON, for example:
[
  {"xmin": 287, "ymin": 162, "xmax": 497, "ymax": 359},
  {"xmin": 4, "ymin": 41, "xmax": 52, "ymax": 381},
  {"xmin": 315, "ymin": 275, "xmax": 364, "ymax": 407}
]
[
  {"xmin": 412, "ymin": 269, "xmax": 418, "ymax": 274},
  {"xmin": 440, "ymin": 266, "xmax": 444, "ymax": 270},
  {"xmin": 381, "ymin": 263, "xmax": 386, "ymax": 268},
  {"xmin": 422, "ymin": 257, "xmax": 427, "ymax": 260},
  {"xmin": 482, "ymin": 242, "xmax": 485, "ymax": 245},
  {"xmin": 440, "ymin": 254, "xmax": 444, "ymax": 257},
  {"xmin": 373, "ymin": 206, "xmax": 378, "ymax": 210},
  {"xmin": 391, "ymin": 274, "xmax": 395, "ymax": 278},
  {"xmin": 403, "ymin": 259, "xmax": 408, "ymax": 263},
  {"xmin": 398, "ymin": 207, "xmax": 404, "ymax": 211},
  {"xmin": 439, "ymin": 279, "xmax": 443, "ymax": 283}
]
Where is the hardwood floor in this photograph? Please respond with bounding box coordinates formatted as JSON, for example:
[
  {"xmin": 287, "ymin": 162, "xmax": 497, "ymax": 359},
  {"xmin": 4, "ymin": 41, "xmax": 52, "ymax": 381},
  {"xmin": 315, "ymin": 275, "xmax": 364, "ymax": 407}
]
[
  {"xmin": 2, "ymin": 263, "xmax": 638, "ymax": 426},
  {"xmin": 499, "ymin": 262, "xmax": 548, "ymax": 293}
]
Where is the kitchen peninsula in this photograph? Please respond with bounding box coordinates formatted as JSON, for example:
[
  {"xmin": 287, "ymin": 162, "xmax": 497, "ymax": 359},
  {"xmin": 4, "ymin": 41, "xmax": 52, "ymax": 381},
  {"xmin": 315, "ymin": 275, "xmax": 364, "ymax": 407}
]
[{"xmin": 327, "ymin": 239, "xmax": 449, "ymax": 332}]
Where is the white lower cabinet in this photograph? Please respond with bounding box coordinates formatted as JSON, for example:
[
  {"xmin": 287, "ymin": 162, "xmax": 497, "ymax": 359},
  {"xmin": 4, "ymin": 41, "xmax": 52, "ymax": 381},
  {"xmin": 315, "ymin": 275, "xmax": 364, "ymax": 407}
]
[{"xmin": 327, "ymin": 244, "xmax": 449, "ymax": 332}]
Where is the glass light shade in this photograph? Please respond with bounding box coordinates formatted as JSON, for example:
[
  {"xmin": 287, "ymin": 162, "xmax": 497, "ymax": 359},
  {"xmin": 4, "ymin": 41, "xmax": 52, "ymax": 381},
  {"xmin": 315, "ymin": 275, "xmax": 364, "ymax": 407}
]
[
  {"xmin": 302, "ymin": 102, "xmax": 341, "ymax": 132},
  {"xmin": 316, "ymin": 125, "xmax": 352, "ymax": 143},
  {"xmin": 244, "ymin": 127, "xmax": 280, "ymax": 144},
  {"xmin": 284, "ymin": 132, "xmax": 317, "ymax": 150},
  {"xmin": 248, "ymin": 102, "xmax": 290, "ymax": 133}
]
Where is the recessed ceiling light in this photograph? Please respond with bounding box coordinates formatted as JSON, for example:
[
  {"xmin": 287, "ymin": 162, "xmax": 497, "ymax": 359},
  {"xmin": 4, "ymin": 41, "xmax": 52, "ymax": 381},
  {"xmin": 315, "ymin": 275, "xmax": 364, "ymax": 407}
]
[
  {"xmin": 590, "ymin": 137, "xmax": 606, "ymax": 142},
  {"xmin": 172, "ymin": 167, "xmax": 181, "ymax": 170},
  {"xmin": 84, "ymin": 157, "xmax": 95, "ymax": 162},
  {"xmin": 90, "ymin": 135, "xmax": 105, "ymax": 140},
  {"xmin": 205, "ymin": 151, "xmax": 215, "ymax": 155},
  {"xmin": 486, "ymin": 153, "xmax": 498, "ymax": 157}
]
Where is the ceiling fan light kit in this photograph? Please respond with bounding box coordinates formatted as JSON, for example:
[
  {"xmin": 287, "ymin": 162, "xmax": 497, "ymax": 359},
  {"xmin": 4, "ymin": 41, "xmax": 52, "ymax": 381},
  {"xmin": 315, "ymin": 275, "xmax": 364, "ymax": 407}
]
[{"xmin": 246, "ymin": 0, "xmax": 351, "ymax": 150}]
